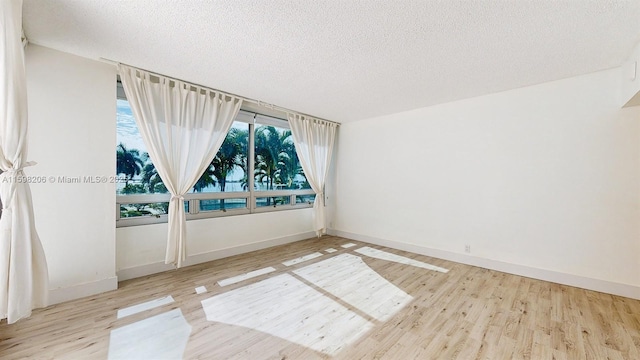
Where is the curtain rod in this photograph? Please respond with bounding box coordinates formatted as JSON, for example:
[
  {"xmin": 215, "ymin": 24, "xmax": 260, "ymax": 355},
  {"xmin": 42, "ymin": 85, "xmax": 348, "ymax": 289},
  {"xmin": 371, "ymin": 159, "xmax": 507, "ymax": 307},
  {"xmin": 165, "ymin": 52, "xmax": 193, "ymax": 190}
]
[{"xmin": 100, "ymin": 57, "xmax": 339, "ymax": 126}]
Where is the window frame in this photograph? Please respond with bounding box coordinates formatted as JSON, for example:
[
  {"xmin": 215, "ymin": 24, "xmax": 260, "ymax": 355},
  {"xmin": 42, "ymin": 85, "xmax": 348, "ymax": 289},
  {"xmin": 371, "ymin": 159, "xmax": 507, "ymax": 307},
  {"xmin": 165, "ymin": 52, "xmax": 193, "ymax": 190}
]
[{"xmin": 116, "ymin": 88, "xmax": 315, "ymax": 228}]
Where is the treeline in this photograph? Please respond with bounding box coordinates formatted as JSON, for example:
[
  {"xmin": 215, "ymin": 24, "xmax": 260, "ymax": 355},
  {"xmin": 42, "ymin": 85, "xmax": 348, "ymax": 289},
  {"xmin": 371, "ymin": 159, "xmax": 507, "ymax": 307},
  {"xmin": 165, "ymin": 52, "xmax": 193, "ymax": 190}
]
[{"xmin": 116, "ymin": 125, "xmax": 308, "ymax": 195}]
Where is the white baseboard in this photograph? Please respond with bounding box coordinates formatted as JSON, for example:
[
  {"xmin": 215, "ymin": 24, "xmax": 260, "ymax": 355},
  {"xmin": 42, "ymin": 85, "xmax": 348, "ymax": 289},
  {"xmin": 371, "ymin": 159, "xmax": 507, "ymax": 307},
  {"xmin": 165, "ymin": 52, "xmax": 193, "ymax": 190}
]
[
  {"xmin": 116, "ymin": 262, "xmax": 175, "ymax": 282},
  {"xmin": 331, "ymin": 229, "xmax": 640, "ymax": 300},
  {"xmin": 117, "ymin": 231, "xmax": 317, "ymax": 281},
  {"xmin": 48, "ymin": 276, "xmax": 118, "ymax": 305}
]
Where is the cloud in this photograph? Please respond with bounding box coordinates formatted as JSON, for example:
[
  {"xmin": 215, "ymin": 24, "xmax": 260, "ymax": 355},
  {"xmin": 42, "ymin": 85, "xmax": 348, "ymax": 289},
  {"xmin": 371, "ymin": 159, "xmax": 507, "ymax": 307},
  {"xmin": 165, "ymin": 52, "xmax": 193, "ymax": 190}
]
[{"xmin": 116, "ymin": 100, "xmax": 147, "ymax": 153}]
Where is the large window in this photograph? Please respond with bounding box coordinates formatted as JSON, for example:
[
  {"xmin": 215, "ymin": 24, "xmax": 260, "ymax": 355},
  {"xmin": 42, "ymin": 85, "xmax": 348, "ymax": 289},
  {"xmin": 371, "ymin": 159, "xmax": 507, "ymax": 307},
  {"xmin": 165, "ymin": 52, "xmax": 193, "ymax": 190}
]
[{"xmin": 116, "ymin": 87, "xmax": 314, "ymax": 227}]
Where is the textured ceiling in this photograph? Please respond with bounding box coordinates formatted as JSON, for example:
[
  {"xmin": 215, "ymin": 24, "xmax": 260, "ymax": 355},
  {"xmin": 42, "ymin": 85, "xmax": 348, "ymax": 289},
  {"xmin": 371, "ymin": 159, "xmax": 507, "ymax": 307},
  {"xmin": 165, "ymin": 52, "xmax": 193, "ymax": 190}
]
[{"xmin": 22, "ymin": 1, "xmax": 640, "ymax": 123}]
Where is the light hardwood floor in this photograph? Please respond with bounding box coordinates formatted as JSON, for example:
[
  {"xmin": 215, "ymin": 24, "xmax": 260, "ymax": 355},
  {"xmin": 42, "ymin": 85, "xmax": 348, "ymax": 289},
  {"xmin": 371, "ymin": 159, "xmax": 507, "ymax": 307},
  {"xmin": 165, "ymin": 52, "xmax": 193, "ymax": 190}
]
[{"xmin": 1, "ymin": 236, "xmax": 639, "ymax": 359}]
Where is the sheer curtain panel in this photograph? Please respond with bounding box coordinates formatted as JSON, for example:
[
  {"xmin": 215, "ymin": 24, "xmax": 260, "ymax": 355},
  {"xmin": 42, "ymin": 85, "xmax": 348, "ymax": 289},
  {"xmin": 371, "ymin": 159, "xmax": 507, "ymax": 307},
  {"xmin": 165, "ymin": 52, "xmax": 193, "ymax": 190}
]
[
  {"xmin": 119, "ymin": 65, "xmax": 242, "ymax": 267},
  {"xmin": 288, "ymin": 114, "xmax": 337, "ymax": 236},
  {"xmin": 0, "ymin": 0, "xmax": 49, "ymax": 324}
]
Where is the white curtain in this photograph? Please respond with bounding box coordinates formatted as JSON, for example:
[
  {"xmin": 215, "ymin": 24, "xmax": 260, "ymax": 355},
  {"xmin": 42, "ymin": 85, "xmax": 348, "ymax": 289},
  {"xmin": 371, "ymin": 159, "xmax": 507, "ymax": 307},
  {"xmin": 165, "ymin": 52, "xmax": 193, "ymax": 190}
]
[
  {"xmin": 0, "ymin": 0, "xmax": 49, "ymax": 324},
  {"xmin": 288, "ymin": 114, "xmax": 337, "ymax": 236},
  {"xmin": 119, "ymin": 65, "xmax": 242, "ymax": 267}
]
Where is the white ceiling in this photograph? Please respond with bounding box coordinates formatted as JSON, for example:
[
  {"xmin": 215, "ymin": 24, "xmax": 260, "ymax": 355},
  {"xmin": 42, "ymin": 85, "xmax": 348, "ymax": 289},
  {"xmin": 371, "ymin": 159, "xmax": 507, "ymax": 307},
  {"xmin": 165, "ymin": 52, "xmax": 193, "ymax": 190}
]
[{"xmin": 23, "ymin": 1, "xmax": 640, "ymax": 123}]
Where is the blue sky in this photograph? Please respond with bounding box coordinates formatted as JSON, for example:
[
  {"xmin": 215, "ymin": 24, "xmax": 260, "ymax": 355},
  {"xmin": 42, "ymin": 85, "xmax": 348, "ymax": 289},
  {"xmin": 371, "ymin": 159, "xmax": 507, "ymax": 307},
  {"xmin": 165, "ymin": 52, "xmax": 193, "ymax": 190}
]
[{"xmin": 116, "ymin": 99, "xmax": 147, "ymax": 153}]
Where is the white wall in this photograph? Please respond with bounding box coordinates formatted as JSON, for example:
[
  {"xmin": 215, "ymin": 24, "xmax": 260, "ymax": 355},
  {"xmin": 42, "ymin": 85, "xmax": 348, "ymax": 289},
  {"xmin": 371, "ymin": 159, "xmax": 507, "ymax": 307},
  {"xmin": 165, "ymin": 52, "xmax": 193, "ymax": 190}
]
[
  {"xmin": 333, "ymin": 67, "xmax": 640, "ymax": 297},
  {"xmin": 117, "ymin": 209, "xmax": 314, "ymax": 279},
  {"xmin": 26, "ymin": 45, "xmax": 117, "ymax": 303}
]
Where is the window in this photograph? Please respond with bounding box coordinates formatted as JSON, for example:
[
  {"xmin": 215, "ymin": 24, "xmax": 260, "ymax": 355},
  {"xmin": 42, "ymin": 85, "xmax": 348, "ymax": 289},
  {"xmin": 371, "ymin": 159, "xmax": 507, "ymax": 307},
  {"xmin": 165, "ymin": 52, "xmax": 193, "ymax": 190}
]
[{"xmin": 116, "ymin": 84, "xmax": 314, "ymax": 227}]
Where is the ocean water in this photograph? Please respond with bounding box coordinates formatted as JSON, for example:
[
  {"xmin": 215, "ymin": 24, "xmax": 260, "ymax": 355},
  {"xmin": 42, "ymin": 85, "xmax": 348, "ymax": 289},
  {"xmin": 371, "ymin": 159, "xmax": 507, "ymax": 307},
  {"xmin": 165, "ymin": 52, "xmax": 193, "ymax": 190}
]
[{"xmin": 117, "ymin": 179, "xmax": 308, "ymax": 194}]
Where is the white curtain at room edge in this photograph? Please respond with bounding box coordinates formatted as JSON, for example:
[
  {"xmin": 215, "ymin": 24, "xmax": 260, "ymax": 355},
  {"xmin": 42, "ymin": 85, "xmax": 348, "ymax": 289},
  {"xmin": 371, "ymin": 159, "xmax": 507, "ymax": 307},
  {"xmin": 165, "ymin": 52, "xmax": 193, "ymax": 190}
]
[
  {"xmin": 119, "ymin": 65, "xmax": 241, "ymax": 268},
  {"xmin": 288, "ymin": 114, "xmax": 337, "ymax": 236},
  {"xmin": 0, "ymin": 0, "xmax": 50, "ymax": 324}
]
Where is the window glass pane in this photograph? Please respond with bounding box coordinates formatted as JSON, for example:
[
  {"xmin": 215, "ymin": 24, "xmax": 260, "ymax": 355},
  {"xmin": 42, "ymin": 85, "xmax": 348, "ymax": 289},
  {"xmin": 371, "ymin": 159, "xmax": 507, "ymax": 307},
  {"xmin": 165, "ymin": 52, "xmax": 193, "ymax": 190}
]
[
  {"xmin": 200, "ymin": 198, "xmax": 247, "ymax": 212},
  {"xmin": 256, "ymin": 196, "xmax": 291, "ymax": 208},
  {"xmin": 296, "ymin": 194, "xmax": 316, "ymax": 204},
  {"xmin": 120, "ymin": 202, "xmax": 169, "ymax": 218},
  {"xmin": 117, "ymin": 99, "xmax": 156, "ymax": 195},
  {"xmin": 119, "ymin": 201, "xmax": 188, "ymax": 218},
  {"xmin": 254, "ymin": 125, "xmax": 311, "ymax": 191},
  {"xmin": 193, "ymin": 121, "xmax": 249, "ymax": 193},
  {"xmin": 117, "ymin": 89, "xmax": 313, "ymax": 225},
  {"xmin": 117, "ymin": 99, "xmax": 249, "ymax": 195}
]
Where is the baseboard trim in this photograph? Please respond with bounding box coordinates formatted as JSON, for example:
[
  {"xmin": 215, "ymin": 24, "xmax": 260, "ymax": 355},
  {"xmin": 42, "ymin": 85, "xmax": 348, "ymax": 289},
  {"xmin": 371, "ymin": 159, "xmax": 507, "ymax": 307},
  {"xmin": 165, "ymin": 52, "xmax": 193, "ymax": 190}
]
[
  {"xmin": 117, "ymin": 262, "xmax": 175, "ymax": 282},
  {"xmin": 117, "ymin": 231, "xmax": 317, "ymax": 281},
  {"xmin": 48, "ymin": 276, "xmax": 118, "ymax": 305},
  {"xmin": 332, "ymin": 229, "xmax": 640, "ymax": 300}
]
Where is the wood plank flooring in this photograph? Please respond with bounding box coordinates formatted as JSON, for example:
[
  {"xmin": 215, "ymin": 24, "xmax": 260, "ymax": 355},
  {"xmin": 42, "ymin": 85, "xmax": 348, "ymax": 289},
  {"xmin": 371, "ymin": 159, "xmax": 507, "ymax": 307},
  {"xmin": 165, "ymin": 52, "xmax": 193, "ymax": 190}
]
[{"xmin": 1, "ymin": 236, "xmax": 639, "ymax": 359}]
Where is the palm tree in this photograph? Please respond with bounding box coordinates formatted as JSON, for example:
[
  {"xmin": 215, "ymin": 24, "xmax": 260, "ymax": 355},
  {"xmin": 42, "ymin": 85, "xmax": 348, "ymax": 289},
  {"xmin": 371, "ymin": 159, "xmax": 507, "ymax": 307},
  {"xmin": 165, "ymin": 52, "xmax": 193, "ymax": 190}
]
[
  {"xmin": 234, "ymin": 128, "xmax": 250, "ymax": 191},
  {"xmin": 194, "ymin": 128, "xmax": 248, "ymax": 209},
  {"xmin": 193, "ymin": 164, "xmax": 217, "ymax": 192},
  {"xmin": 212, "ymin": 127, "xmax": 247, "ymax": 192},
  {"xmin": 254, "ymin": 126, "xmax": 300, "ymax": 205},
  {"xmin": 254, "ymin": 126, "xmax": 287, "ymax": 191},
  {"xmin": 193, "ymin": 128, "xmax": 249, "ymax": 194},
  {"xmin": 140, "ymin": 153, "xmax": 166, "ymax": 193},
  {"xmin": 277, "ymin": 130, "xmax": 302, "ymax": 189},
  {"xmin": 116, "ymin": 143, "xmax": 143, "ymax": 186}
]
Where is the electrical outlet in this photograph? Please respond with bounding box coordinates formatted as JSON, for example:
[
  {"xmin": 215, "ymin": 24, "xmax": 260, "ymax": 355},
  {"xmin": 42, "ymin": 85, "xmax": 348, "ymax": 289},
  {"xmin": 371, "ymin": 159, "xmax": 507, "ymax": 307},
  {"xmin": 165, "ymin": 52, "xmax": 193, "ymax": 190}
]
[{"xmin": 464, "ymin": 244, "xmax": 471, "ymax": 253}]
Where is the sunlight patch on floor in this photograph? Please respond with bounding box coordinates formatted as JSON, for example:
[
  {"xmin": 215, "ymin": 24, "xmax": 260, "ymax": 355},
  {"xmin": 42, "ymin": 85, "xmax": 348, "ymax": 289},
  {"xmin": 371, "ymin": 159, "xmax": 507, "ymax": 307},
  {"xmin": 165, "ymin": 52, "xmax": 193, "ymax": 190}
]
[
  {"xmin": 354, "ymin": 246, "xmax": 449, "ymax": 273},
  {"xmin": 294, "ymin": 253, "xmax": 413, "ymax": 322},
  {"xmin": 116, "ymin": 295, "xmax": 174, "ymax": 319},
  {"xmin": 218, "ymin": 267, "xmax": 277, "ymax": 286},
  {"xmin": 282, "ymin": 252, "xmax": 323, "ymax": 266},
  {"xmin": 108, "ymin": 309, "xmax": 191, "ymax": 360},
  {"xmin": 324, "ymin": 248, "xmax": 337, "ymax": 253},
  {"xmin": 201, "ymin": 273, "xmax": 374, "ymax": 356},
  {"xmin": 341, "ymin": 243, "xmax": 357, "ymax": 248},
  {"xmin": 195, "ymin": 286, "xmax": 207, "ymax": 294}
]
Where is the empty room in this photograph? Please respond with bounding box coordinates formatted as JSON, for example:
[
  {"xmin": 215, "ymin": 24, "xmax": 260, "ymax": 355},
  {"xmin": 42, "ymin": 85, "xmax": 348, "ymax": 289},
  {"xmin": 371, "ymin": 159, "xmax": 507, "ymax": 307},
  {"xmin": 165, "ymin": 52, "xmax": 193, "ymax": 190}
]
[{"xmin": 1, "ymin": 0, "xmax": 640, "ymax": 359}]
